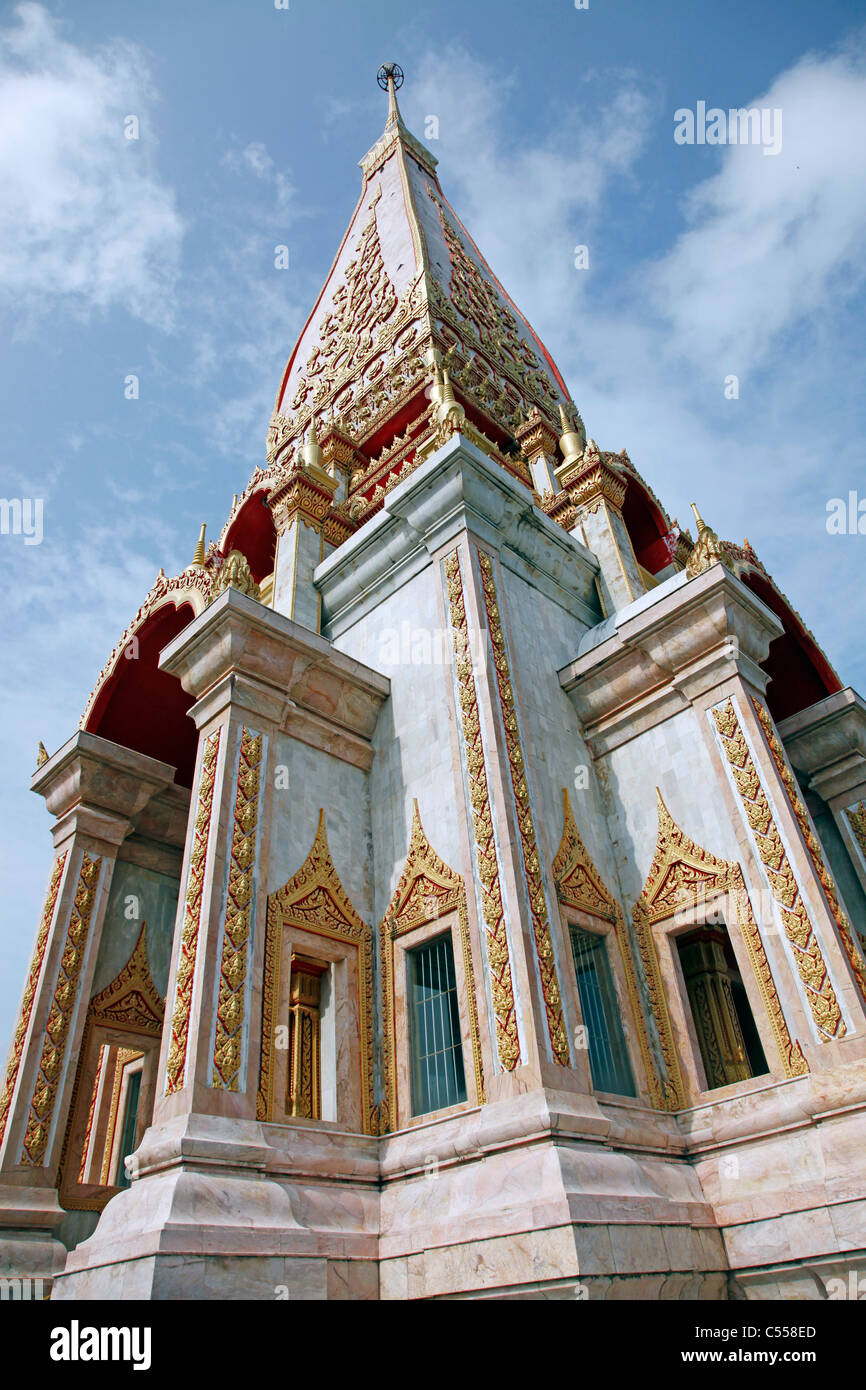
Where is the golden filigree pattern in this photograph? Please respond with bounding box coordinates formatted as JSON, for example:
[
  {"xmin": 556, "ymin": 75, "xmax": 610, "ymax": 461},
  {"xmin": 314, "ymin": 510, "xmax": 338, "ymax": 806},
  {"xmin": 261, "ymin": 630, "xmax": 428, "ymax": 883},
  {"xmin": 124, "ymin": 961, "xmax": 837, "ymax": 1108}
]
[
  {"xmin": 258, "ymin": 812, "xmax": 376, "ymax": 1134},
  {"xmin": 89, "ymin": 924, "xmax": 165, "ymax": 1036},
  {"xmin": 476, "ymin": 549, "xmax": 570, "ymax": 1066},
  {"xmin": 711, "ymin": 700, "xmax": 845, "ymax": 1041},
  {"xmin": 379, "ymin": 801, "xmax": 485, "ymax": 1132},
  {"xmin": 0, "ymin": 851, "xmax": 67, "ymax": 1148},
  {"xmin": 751, "ymin": 697, "xmax": 866, "ymax": 1003},
  {"xmin": 443, "ymin": 549, "xmax": 521, "ymax": 1071},
  {"xmin": 635, "ymin": 790, "xmax": 808, "ymax": 1104},
  {"xmin": 98, "ymin": 1047, "xmax": 140, "ymax": 1186},
  {"xmin": 165, "ymin": 728, "xmax": 221, "ymax": 1094},
  {"xmin": 845, "ymin": 802, "xmax": 866, "ymax": 864},
  {"xmin": 22, "ymin": 851, "xmax": 102, "ymax": 1165},
  {"xmin": 212, "ymin": 727, "xmax": 264, "ymax": 1091},
  {"xmin": 552, "ymin": 789, "xmax": 664, "ymax": 1106}
]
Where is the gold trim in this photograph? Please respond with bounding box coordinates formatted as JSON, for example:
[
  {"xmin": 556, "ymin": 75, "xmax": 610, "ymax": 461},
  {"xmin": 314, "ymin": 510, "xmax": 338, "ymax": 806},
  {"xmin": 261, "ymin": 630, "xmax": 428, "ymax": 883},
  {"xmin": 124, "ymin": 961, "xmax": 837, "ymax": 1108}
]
[
  {"xmin": 477, "ymin": 549, "xmax": 570, "ymax": 1065},
  {"xmin": 213, "ymin": 727, "xmax": 263, "ymax": 1090},
  {"xmin": 258, "ymin": 812, "xmax": 376, "ymax": 1135},
  {"xmin": 552, "ymin": 789, "xmax": 664, "ymax": 1106},
  {"xmin": 443, "ymin": 549, "xmax": 521, "ymax": 1071},
  {"xmin": 845, "ymin": 802, "xmax": 866, "ymax": 865},
  {"xmin": 752, "ymin": 697, "xmax": 866, "ymax": 1003},
  {"xmin": 0, "ymin": 851, "xmax": 67, "ymax": 1148},
  {"xmin": 712, "ymin": 699, "xmax": 845, "ymax": 1041},
  {"xmin": 22, "ymin": 852, "xmax": 102, "ymax": 1165},
  {"xmin": 165, "ymin": 728, "xmax": 221, "ymax": 1094},
  {"xmin": 379, "ymin": 800, "xmax": 485, "ymax": 1133}
]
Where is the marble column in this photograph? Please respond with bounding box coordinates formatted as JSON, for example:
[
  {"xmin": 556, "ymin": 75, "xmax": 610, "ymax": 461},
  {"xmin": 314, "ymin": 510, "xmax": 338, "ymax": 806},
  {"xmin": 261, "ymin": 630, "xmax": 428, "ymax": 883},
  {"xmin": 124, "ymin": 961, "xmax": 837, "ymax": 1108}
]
[{"xmin": 0, "ymin": 734, "xmax": 175, "ymax": 1287}]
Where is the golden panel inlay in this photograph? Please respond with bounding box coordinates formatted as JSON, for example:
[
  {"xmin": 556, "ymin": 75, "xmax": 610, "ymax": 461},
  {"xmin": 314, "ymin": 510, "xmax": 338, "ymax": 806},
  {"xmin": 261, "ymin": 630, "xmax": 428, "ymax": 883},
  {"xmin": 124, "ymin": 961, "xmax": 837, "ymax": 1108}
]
[
  {"xmin": 477, "ymin": 549, "xmax": 570, "ymax": 1066},
  {"xmin": 165, "ymin": 728, "xmax": 221, "ymax": 1095},
  {"xmin": 751, "ymin": 697, "xmax": 866, "ymax": 1003},
  {"xmin": 212, "ymin": 727, "xmax": 264, "ymax": 1091},
  {"xmin": 379, "ymin": 800, "xmax": 485, "ymax": 1133},
  {"xmin": 845, "ymin": 802, "xmax": 866, "ymax": 864},
  {"xmin": 552, "ymin": 789, "xmax": 664, "ymax": 1107},
  {"xmin": 0, "ymin": 850, "xmax": 67, "ymax": 1148},
  {"xmin": 258, "ymin": 812, "xmax": 376, "ymax": 1135},
  {"xmin": 22, "ymin": 851, "xmax": 102, "ymax": 1165},
  {"xmin": 443, "ymin": 549, "xmax": 521, "ymax": 1072},
  {"xmin": 712, "ymin": 699, "xmax": 845, "ymax": 1042}
]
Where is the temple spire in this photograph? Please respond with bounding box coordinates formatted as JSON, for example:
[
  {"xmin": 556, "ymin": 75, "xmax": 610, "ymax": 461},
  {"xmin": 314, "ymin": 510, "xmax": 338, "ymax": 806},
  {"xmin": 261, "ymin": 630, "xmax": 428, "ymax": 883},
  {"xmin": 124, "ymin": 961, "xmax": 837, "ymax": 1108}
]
[{"xmin": 377, "ymin": 62, "xmax": 404, "ymax": 132}]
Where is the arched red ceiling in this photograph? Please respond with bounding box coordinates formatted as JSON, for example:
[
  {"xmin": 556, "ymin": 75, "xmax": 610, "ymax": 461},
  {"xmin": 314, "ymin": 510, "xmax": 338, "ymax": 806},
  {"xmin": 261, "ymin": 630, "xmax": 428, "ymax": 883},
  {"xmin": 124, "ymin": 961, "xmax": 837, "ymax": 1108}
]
[
  {"xmin": 741, "ymin": 571, "xmax": 840, "ymax": 723},
  {"xmin": 223, "ymin": 493, "xmax": 277, "ymax": 583},
  {"xmin": 86, "ymin": 602, "xmax": 198, "ymax": 788}
]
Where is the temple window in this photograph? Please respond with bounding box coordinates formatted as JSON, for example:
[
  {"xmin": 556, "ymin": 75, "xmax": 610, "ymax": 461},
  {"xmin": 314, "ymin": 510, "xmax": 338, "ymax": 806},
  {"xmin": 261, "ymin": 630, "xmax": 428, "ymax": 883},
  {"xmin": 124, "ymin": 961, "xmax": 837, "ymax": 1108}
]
[
  {"xmin": 408, "ymin": 934, "xmax": 467, "ymax": 1117},
  {"xmin": 286, "ymin": 956, "xmax": 330, "ymax": 1120},
  {"xmin": 568, "ymin": 924, "xmax": 636, "ymax": 1097},
  {"xmin": 675, "ymin": 925, "xmax": 768, "ymax": 1090}
]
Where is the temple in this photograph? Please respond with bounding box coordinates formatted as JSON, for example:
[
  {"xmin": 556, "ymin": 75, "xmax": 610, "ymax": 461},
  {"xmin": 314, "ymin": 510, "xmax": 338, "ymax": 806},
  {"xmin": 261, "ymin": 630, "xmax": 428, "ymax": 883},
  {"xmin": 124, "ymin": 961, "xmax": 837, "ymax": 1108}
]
[{"xmin": 2, "ymin": 64, "xmax": 865, "ymax": 1301}]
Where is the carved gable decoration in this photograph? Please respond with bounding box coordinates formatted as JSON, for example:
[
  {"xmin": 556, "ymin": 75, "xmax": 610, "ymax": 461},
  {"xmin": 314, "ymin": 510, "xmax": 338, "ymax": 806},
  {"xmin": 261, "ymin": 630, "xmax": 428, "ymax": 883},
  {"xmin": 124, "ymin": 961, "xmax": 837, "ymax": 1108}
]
[
  {"xmin": 552, "ymin": 789, "xmax": 617, "ymax": 922},
  {"xmin": 639, "ymin": 790, "xmax": 733, "ymax": 923},
  {"xmin": 89, "ymin": 924, "xmax": 164, "ymax": 1038},
  {"xmin": 381, "ymin": 799, "xmax": 464, "ymax": 935}
]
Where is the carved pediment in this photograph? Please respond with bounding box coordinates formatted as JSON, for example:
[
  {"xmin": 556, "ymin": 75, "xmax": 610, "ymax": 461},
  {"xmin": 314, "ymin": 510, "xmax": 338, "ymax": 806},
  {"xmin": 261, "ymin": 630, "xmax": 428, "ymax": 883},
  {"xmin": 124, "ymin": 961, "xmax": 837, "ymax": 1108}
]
[
  {"xmin": 551, "ymin": 789, "xmax": 618, "ymax": 922},
  {"xmin": 89, "ymin": 924, "xmax": 164, "ymax": 1037},
  {"xmin": 381, "ymin": 800, "xmax": 463, "ymax": 937},
  {"xmin": 639, "ymin": 790, "xmax": 732, "ymax": 923}
]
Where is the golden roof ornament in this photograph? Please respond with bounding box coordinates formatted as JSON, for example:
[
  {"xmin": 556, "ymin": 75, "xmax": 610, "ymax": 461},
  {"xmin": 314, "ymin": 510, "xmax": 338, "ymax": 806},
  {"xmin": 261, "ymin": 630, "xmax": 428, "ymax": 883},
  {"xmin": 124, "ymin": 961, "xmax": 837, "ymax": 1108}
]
[
  {"xmin": 302, "ymin": 416, "xmax": 325, "ymax": 473},
  {"xmin": 686, "ymin": 501, "xmax": 726, "ymax": 578},
  {"xmin": 36, "ymin": 741, "xmax": 49, "ymax": 768},
  {"xmin": 558, "ymin": 404, "xmax": 585, "ymax": 468},
  {"xmin": 191, "ymin": 522, "xmax": 207, "ymax": 568}
]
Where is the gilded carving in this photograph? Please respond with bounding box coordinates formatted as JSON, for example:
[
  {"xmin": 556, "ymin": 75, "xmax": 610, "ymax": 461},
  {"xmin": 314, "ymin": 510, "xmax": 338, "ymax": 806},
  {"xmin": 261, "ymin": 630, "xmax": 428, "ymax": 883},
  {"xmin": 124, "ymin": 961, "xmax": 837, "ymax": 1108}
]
[
  {"xmin": 379, "ymin": 800, "xmax": 485, "ymax": 1132},
  {"xmin": 258, "ymin": 812, "xmax": 376, "ymax": 1135},
  {"xmin": 443, "ymin": 549, "xmax": 521, "ymax": 1071},
  {"xmin": 212, "ymin": 727, "xmax": 264, "ymax": 1091},
  {"xmin": 0, "ymin": 851, "xmax": 68, "ymax": 1148},
  {"xmin": 712, "ymin": 699, "xmax": 846, "ymax": 1041},
  {"xmin": 845, "ymin": 802, "xmax": 866, "ymax": 864},
  {"xmin": 476, "ymin": 549, "xmax": 570, "ymax": 1066},
  {"xmin": 209, "ymin": 549, "xmax": 261, "ymax": 604},
  {"xmin": 635, "ymin": 790, "xmax": 808, "ymax": 1106},
  {"xmin": 165, "ymin": 728, "xmax": 221, "ymax": 1094},
  {"xmin": 22, "ymin": 851, "xmax": 102, "ymax": 1165},
  {"xmin": 751, "ymin": 697, "xmax": 866, "ymax": 1002},
  {"xmin": 552, "ymin": 789, "xmax": 664, "ymax": 1106}
]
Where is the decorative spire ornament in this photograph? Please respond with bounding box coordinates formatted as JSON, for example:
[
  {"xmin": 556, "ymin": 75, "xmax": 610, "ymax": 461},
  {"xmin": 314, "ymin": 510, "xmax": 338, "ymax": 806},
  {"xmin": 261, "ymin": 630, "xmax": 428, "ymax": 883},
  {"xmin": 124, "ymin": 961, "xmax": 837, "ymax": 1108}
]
[
  {"xmin": 36, "ymin": 741, "xmax": 49, "ymax": 768},
  {"xmin": 191, "ymin": 523, "xmax": 207, "ymax": 568},
  {"xmin": 686, "ymin": 502, "xmax": 726, "ymax": 578}
]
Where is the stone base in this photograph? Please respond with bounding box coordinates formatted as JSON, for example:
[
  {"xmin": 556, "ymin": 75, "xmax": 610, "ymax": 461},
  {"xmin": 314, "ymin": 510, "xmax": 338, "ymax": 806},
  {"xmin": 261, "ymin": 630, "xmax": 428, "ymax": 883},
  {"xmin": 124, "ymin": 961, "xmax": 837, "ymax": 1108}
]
[{"xmin": 0, "ymin": 1183, "xmax": 69, "ymax": 1295}]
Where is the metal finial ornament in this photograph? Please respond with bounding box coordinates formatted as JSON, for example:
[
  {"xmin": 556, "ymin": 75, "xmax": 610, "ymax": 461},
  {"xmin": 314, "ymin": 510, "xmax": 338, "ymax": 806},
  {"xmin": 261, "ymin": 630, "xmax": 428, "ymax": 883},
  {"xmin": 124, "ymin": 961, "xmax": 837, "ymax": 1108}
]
[{"xmin": 377, "ymin": 62, "xmax": 404, "ymax": 91}]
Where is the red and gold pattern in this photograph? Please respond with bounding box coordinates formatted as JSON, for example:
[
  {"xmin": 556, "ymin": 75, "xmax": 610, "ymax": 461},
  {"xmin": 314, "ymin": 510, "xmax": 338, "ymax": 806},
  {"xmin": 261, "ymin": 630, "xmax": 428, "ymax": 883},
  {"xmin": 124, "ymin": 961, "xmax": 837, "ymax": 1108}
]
[
  {"xmin": 212, "ymin": 727, "xmax": 263, "ymax": 1091},
  {"xmin": 165, "ymin": 728, "xmax": 221, "ymax": 1094},
  {"xmin": 552, "ymin": 789, "xmax": 664, "ymax": 1106},
  {"xmin": 476, "ymin": 549, "xmax": 570, "ymax": 1066},
  {"xmin": 444, "ymin": 549, "xmax": 521, "ymax": 1071},
  {"xmin": 258, "ymin": 811, "xmax": 375, "ymax": 1133},
  {"xmin": 751, "ymin": 697, "xmax": 866, "ymax": 1003},
  {"xmin": 22, "ymin": 851, "xmax": 102, "ymax": 1165},
  {"xmin": 712, "ymin": 699, "xmax": 845, "ymax": 1041},
  {"xmin": 0, "ymin": 851, "xmax": 67, "ymax": 1149},
  {"xmin": 379, "ymin": 800, "xmax": 485, "ymax": 1132}
]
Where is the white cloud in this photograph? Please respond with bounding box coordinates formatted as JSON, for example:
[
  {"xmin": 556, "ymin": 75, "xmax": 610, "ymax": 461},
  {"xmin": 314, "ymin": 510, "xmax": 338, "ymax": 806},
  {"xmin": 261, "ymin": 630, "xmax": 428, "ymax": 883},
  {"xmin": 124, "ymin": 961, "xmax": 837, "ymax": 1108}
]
[
  {"xmin": 0, "ymin": 2, "xmax": 183, "ymax": 328},
  {"xmin": 648, "ymin": 41, "xmax": 866, "ymax": 376}
]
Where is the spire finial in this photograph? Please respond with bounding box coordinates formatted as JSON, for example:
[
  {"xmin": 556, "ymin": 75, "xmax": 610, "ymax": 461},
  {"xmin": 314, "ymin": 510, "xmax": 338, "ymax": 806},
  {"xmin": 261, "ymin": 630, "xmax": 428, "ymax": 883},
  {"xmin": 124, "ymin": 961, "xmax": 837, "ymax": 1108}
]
[
  {"xmin": 377, "ymin": 62, "xmax": 404, "ymax": 129},
  {"xmin": 690, "ymin": 501, "xmax": 706, "ymax": 533},
  {"xmin": 192, "ymin": 522, "xmax": 207, "ymax": 567}
]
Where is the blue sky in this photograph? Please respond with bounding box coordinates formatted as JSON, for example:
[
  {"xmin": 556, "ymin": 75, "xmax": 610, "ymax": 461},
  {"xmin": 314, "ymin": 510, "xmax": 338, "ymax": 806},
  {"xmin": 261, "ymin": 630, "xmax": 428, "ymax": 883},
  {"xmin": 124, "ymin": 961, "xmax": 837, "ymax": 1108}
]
[{"xmin": 1, "ymin": 0, "xmax": 865, "ymax": 1045}]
